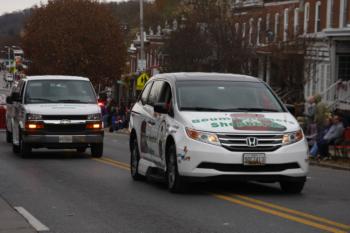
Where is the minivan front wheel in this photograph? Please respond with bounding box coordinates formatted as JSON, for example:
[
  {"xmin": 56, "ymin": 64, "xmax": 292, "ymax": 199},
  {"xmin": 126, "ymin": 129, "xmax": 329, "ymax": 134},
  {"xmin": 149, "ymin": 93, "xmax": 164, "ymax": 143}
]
[
  {"xmin": 166, "ymin": 144, "xmax": 186, "ymax": 193},
  {"xmin": 130, "ymin": 138, "xmax": 144, "ymax": 181},
  {"xmin": 280, "ymin": 181, "xmax": 305, "ymax": 194}
]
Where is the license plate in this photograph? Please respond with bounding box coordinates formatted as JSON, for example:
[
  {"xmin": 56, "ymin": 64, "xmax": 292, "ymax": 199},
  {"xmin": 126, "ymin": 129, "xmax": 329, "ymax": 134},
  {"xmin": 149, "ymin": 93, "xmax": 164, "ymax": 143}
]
[
  {"xmin": 59, "ymin": 136, "xmax": 73, "ymax": 143},
  {"xmin": 243, "ymin": 153, "xmax": 266, "ymax": 166}
]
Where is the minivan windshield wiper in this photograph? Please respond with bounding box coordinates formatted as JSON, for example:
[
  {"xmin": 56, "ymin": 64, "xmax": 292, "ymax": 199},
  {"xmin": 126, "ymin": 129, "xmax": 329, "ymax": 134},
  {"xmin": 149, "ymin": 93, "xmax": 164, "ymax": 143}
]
[
  {"xmin": 231, "ymin": 107, "xmax": 280, "ymax": 112},
  {"xmin": 180, "ymin": 107, "xmax": 227, "ymax": 112}
]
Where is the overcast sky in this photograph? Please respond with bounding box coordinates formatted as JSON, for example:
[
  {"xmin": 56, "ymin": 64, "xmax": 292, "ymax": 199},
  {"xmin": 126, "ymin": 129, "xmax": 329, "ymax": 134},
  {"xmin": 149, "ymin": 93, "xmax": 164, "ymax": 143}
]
[{"xmin": 0, "ymin": 0, "xmax": 128, "ymax": 16}]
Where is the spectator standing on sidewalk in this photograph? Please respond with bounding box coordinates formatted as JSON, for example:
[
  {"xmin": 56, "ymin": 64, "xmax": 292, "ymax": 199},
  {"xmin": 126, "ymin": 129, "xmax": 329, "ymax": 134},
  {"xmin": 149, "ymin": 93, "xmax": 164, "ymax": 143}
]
[
  {"xmin": 317, "ymin": 115, "xmax": 345, "ymax": 159},
  {"xmin": 304, "ymin": 96, "xmax": 317, "ymax": 146}
]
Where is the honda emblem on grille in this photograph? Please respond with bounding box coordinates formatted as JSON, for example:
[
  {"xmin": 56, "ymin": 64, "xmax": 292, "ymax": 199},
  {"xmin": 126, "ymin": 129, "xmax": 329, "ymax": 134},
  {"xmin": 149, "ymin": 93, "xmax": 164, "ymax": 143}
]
[
  {"xmin": 246, "ymin": 137, "xmax": 258, "ymax": 147},
  {"xmin": 60, "ymin": 119, "xmax": 71, "ymax": 124}
]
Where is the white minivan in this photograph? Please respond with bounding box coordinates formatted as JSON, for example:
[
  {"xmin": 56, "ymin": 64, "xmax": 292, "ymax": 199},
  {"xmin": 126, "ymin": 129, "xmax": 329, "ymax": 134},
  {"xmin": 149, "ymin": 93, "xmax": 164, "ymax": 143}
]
[{"xmin": 129, "ymin": 73, "xmax": 309, "ymax": 193}]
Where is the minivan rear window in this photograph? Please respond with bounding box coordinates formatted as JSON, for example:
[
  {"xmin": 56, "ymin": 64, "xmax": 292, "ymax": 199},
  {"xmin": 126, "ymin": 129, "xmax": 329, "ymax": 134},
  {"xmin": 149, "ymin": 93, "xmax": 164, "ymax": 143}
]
[{"xmin": 176, "ymin": 80, "xmax": 285, "ymax": 112}]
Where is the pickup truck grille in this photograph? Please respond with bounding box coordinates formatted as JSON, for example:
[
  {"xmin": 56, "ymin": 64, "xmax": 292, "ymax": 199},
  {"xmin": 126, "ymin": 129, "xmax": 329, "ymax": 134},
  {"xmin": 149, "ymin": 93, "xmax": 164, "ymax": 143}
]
[
  {"xmin": 42, "ymin": 115, "xmax": 87, "ymax": 120},
  {"xmin": 217, "ymin": 133, "xmax": 284, "ymax": 152}
]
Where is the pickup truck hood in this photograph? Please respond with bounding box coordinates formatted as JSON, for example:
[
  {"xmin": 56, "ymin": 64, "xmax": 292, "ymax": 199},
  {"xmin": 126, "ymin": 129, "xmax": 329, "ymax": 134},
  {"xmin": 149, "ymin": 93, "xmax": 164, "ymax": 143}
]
[
  {"xmin": 181, "ymin": 112, "xmax": 300, "ymax": 133},
  {"xmin": 25, "ymin": 104, "xmax": 100, "ymax": 115}
]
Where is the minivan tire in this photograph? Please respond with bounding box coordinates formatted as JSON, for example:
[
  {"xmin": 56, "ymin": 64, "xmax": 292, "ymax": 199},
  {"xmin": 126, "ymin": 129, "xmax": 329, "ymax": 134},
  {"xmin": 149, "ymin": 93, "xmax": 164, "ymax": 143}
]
[
  {"xmin": 130, "ymin": 138, "xmax": 144, "ymax": 181},
  {"xmin": 91, "ymin": 143, "xmax": 103, "ymax": 158},
  {"xmin": 166, "ymin": 144, "xmax": 187, "ymax": 193},
  {"xmin": 280, "ymin": 181, "xmax": 305, "ymax": 194}
]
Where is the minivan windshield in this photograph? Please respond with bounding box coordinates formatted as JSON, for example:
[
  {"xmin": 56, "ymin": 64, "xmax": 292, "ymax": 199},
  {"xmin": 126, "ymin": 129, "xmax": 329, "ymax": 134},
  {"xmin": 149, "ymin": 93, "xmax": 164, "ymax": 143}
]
[
  {"xmin": 25, "ymin": 80, "xmax": 97, "ymax": 104},
  {"xmin": 176, "ymin": 80, "xmax": 285, "ymax": 112}
]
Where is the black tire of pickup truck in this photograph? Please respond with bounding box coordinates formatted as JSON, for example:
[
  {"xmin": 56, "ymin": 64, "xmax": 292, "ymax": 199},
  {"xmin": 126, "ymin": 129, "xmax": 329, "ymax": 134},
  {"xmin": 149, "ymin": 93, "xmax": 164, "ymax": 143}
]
[{"xmin": 91, "ymin": 143, "xmax": 103, "ymax": 158}]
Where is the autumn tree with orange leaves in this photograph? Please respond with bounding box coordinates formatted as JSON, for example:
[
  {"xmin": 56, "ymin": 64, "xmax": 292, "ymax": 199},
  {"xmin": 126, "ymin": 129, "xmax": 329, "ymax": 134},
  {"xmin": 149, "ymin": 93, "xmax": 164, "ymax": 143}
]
[{"xmin": 22, "ymin": 0, "xmax": 126, "ymax": 87}]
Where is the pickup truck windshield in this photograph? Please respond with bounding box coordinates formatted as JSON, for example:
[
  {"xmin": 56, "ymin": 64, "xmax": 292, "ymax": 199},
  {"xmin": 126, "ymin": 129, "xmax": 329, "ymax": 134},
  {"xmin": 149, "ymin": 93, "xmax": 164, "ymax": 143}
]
[
  {"xmin": 176, "ymin": 80, "xmax": 285, "ymax": 112},
  {"xmin": 25, "ymin": 80, "xmax": 97, "ymax": 104}
]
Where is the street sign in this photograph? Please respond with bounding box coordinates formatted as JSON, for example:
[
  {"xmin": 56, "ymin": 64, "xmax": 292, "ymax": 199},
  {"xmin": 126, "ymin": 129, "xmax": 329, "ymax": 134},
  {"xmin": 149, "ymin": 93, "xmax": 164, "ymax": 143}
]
[
  {"xmin": 136, "ymin": 72, "xmax": 149, "ymax": 90},
  {"xmin": 137, "ymin": 59, "xmax": 146, "ymax": 72}
]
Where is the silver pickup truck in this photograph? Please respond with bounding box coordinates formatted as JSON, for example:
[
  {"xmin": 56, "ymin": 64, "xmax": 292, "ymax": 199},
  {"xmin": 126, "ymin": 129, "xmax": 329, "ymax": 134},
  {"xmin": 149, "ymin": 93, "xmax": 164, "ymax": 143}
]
[{"xmin": 5, "ymin": 75, "xmax": 104, "ymax": 157}]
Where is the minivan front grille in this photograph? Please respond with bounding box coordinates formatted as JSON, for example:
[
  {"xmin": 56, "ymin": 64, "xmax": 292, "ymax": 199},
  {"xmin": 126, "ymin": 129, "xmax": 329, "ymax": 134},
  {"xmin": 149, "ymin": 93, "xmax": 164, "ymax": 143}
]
[{"xmin": 217, "ymin": 133, "xmax": 284, "ymax": 152}]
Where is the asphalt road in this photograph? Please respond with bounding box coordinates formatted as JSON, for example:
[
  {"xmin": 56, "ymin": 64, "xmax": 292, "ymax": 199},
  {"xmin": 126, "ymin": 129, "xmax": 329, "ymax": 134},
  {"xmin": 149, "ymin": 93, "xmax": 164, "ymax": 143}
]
[{"xmin": 0, "ymin": 132, "xmax": 350, "ymax": 233}]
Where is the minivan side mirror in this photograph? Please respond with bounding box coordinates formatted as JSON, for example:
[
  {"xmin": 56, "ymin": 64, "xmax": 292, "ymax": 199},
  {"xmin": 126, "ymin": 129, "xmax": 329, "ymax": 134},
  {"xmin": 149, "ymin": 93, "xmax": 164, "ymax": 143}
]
[
  {"xmin": 154, "ymin": 102, "xmax": 168, "ymax": 114},
  {"xmin": 6, "ymin": 96, "xmax": 12, "ymax": 104},
  {"xmin": 285, "ymin": 104, "xmax": 295, "ymax": 116}
]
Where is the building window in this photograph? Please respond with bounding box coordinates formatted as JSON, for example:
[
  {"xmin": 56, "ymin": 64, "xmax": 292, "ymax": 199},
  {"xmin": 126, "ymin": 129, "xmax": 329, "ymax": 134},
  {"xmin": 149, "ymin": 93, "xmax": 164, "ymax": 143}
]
[
  {"xmin": 249, "ymin": 18, "xmax": 254, "ymax": 46},
  {"xmin": 304, "ymin": 2, "xmax": 310, "ymax": 33},
  {"xmin": 294, "ymin": 8, "xmax": 299, "ymax": 35},
  {"xmin": 326, "ymin": 0, "xmax": 333, "ymax": 28},
  {"xmin": 257, "ymin": 18, "xmax": 262, "ymax": 45},
  {"xmin": 242, "ymin": 22, "xmax": 246, "ymax": 38},
  {"xmin": 266, "ymin": 13, "xmax": 270, "ymax": 43},
  {"xmin": 284, "ymin": 8, "xmax": 289, "ymax": 41},
  {"xmin": 339, "ymin": 0, "xmax": 349, "ymax": 28},
  {"xmin": 338, "ymin": 55, "xmax": 350, "ymax": 81},
  {"xmin": 315, "ymin": 1, "xmax": 321, "ymax": 32},
  {"xmin": 275, "ymin": 13, "xmax": 279, "ymax": 41}
]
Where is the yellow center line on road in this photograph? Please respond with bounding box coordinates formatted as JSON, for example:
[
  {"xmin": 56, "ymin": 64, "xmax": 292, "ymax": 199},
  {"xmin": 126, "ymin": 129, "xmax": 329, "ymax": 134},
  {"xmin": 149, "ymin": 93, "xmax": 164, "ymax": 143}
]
[
  {"xmin": 100, "ymin": 157, "xmax": 131, "ymax": 169},
  {"xmin": 93, "ymin": 157, "xmax": 349, "ymax": 233},
  {"xmin": 233, "ymin": 194, "xmax": 350, "ymax": 230},
  {"xmin": 212, "ymin": 194, "xmax": 348, "ymax": 233},
  {"xmin": 92, "ymin": 158, "xmax": 130, "ymax": 171}
]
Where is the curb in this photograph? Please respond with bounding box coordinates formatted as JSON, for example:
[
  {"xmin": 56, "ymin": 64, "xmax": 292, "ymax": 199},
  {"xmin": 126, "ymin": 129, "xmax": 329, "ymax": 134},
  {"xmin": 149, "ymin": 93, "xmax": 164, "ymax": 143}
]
[{"xmin": 310, "ymin": 161, "xmax": 350, "ymax": 172}]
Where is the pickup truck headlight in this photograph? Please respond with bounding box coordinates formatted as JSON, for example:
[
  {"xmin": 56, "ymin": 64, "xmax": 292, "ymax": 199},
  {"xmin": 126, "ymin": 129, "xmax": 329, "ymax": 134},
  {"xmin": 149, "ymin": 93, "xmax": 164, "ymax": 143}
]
[
  {"xmin": 282, "ymin": 129, "xmax": 304, "ymax": 145},
  {"xmin": 87, "ymin": 113, "xmax": 102, "ymax": 121},
  {"xmin": 26, "ymin": 113, "xmax": 43, "ymax": 121},
  {"xmin": 186, "ymin": 128, "xmax": 220, "ymax": 146}
]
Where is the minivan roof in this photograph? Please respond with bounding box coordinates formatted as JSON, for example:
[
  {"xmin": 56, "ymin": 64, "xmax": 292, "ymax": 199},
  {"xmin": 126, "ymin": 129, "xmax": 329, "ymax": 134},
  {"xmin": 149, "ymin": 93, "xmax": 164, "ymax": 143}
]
[
  {"xmin": 26, "ymin": 75, "xmax": 90, "ymax": 81},
  {"xmin": 152, "ymin": 72, "xmax": 260, "ymax": 82}
]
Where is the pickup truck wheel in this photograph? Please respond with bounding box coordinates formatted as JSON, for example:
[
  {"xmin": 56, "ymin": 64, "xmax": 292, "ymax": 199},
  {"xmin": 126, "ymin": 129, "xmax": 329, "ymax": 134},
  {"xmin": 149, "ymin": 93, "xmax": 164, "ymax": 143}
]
[
  {"xmin": 130, "ymin": 138, "xmax": 144, "ymax": 181},
  {"xmin": 280, "ymin": 181, "xmax": 305, "ymax": 194},
  {"xmin": 166, "ymin": 144, "xmax": 187, "ymax": 193},
  {"xmin": 6, "ymin": 129, "xmax": 12, "ymax": 143},
  {"xmin": 91, "ymin": 143, "xmax": 103, "ymax": 158}
]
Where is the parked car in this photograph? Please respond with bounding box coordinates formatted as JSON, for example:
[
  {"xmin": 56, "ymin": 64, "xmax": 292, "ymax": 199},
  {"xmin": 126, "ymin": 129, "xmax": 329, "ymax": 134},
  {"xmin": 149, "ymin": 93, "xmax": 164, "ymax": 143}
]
[
  {"xmin": 6, "ymin": 75, "xmax": 104, "ymax": 157},
  {"xmin": 129, "ymin": 73, "xmax": 309, "ymax": 193}
]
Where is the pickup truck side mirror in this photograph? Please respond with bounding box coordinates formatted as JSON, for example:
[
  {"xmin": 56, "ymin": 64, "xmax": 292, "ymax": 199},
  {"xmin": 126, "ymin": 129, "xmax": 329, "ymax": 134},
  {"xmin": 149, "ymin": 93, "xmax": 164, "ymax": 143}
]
[{"xmin": 6, "ymin": 96, "xmax": 12, "ymax": 104}]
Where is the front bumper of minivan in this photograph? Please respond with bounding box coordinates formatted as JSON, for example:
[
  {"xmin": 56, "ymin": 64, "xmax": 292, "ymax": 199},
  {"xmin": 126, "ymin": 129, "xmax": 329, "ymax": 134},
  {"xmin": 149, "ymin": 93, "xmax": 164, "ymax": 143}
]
[{"xmin": 176, "ymin": 138, "xmax": 309, "ymax": 179}]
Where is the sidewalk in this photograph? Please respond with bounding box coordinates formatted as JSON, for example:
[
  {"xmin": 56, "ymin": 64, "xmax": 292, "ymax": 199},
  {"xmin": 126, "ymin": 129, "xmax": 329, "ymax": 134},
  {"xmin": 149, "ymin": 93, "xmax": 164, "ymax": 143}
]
[{"xmin": 0, "ymin": 195, "xmax": 36, "ymax": 233}]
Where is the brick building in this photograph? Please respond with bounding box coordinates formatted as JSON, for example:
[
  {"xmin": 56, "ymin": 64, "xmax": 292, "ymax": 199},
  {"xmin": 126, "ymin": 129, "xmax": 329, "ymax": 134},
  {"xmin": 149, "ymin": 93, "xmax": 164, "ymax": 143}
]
[{"xmin": 229, "ymin": 0, "xmax": 350, "ymax": 110}]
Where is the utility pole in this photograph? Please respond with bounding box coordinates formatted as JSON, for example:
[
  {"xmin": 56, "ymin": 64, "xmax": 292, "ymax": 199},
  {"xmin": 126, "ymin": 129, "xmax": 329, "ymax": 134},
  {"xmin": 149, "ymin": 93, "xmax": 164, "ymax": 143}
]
[{"xmin": 139, "ymin": 0, "xmax": 145, "ymax": 70}]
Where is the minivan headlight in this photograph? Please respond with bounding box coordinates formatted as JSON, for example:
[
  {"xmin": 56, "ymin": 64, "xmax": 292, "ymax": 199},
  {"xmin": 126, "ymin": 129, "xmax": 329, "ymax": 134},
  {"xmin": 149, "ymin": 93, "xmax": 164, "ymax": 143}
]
[
  {"xmin": 87, "ymin": 113, "xmax": 102, "ymax": 121},
  {"xmin": 282, "ymin": 129, "xmax": 304, "ymax": 145},
  {"xmin": 26, "ymin": 113, "xmax": 42, "ymax": 121},
  {"xmin": 185, "ymin": 128, "xmax": 220, "ymax": 146}
]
